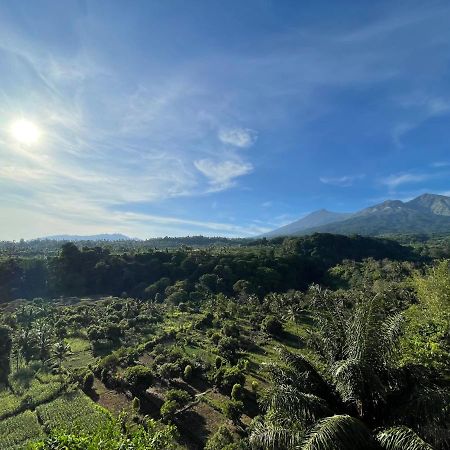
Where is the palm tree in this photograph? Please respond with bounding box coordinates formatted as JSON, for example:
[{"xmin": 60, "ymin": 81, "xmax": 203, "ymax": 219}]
[
  {"xmin": 250, "ymin": 290, "xmax": 449, "ymax": 450},
  {"xmin": 53, "ymin": 341, "xmax": 71, "ymax": 373}
]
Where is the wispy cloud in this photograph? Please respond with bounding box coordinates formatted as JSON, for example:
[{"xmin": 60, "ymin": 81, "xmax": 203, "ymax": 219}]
[
  {"xmin": 381, "ymin": 173, "xmax": 428, "ymax": 188},
  {"xmin": 393, "ymin": 94, "xmax": 450, "ymax": 146},
  {"xmin": 320, "ymin": 174, "xmax": 365, "ymax": 187},
  {"xmin": 218, "ymin": 127, "xmax": 257, "ymax": 148},
  {"xmin": 431, "ymin": 161, "xmax": 450, "ymax": 168},
  {"xmin": 194, "ymin": 159, "xmax": 253, "ymax": 191}
]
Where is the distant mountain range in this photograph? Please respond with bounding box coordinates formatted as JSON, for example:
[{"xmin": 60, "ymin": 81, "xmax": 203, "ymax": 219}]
[
  {"xmin": 262, "ymin": 193, "xmax": 450, "ymax": 237},
  {"xmin": 42, "ymin": 234, "xmax": 132, "ymax": 241}
]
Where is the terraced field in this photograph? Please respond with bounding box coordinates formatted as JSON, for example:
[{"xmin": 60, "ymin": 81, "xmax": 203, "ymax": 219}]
[
  {"xmin": 36, "ymin": 390, "xmax": 111, "ymax": 434},
  {"xmin": 0, "ymin": 410, "xmax": 45, "ymax": 449}
]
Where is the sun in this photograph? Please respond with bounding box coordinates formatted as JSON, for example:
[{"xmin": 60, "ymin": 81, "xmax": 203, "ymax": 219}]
[{"xmin": 10, "ymin": 119, "xmax": 41, "ymax": 145}]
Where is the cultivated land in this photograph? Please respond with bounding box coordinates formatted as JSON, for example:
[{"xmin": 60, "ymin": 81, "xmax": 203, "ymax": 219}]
[{"xmin": 0, "ymin": 233, "xmax": 448, "ymax": 449}]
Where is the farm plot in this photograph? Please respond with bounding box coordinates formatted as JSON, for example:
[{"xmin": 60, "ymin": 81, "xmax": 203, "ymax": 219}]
[
  {"xmin": 0, "ymin": 410, "xmax": 45, "ymax": 449},
  {"xmin": 36, "ymin": 389, "xmax": 111, "ymax": 434}
]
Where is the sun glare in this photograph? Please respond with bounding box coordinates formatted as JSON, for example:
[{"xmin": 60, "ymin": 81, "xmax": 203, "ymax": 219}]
[{"xmin": 10, "ymin": 119, "xmax": 41, "ymax": 145}]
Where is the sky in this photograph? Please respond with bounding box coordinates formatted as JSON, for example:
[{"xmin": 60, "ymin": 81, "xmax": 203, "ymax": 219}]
[{"xmin": 1, "ymin": 0, "xmax": 450, "ymax": 240}]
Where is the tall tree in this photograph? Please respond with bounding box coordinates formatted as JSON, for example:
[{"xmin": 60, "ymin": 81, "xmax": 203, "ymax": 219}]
[
  {"xmin": 0, "ymin": 325, "xmax": 12, "ymax": 385},
  {"xmin": 251, "ymin": 291, "xmax": 449, "ymax": 449}
]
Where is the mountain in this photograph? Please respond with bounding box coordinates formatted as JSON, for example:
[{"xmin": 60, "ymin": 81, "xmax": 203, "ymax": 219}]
[
  {"xmin": 42, "ymin": 234, "xmax": 132, "ymax": 241},
  {"xmin": 406, "ymin": 193, "xmax": 450, "ymax": 216},
  {"xmin": 262, "ymin": 194, "xmax": 450, "ymax": 237},
  {"xmin": 262, "ymin": 209, "xmax": 352, "ymax": 237}
]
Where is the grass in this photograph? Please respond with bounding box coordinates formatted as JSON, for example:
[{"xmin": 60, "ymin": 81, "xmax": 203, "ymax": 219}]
[
  {"xmin": 0, "ymin": 389, "xmax": 22, "ymax": 419},
  {"xmin": 64, "ymin": 336, "xmax": 96, "ymax": 369},
  {"xmin": 0, "ymin": 372, "xmax": 63, "ymax": 419},
  {"xmin": 36, "ymin": 389, "xmax": 111, "ymax": 434},
  {"xmin": 0, "ymin": 410, "xmax": 45, "ymax": 450}
]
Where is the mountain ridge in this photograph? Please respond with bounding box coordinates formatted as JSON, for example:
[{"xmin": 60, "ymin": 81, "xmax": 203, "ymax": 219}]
[{"xmin": 262, "ymin": 193, "xmax": 450, "ymax": 237}]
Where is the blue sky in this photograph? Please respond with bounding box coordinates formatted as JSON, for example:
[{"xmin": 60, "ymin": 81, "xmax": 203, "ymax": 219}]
[{"xmin": 1, "ymin": 0, "xmax": 450, "ymax": 239}]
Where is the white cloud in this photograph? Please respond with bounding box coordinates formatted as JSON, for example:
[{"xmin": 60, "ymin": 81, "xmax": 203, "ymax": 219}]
[
  {"xmin": 319, "ymin": 174, "xmax": 365, "ymax": 187},
  {"xmin": 194, "ymin": 159, "xmax": 253, "ymax": 190},
  {"xmin": 431, "ymin": 161, "xmax": 450, "ymax": 168},
  {"xmin": 218, "ymin": 127, "xmax": 257, "ymax": 148},
  {"xmin": 381, "ymin": 173, "xmax": 428, "ymax": 188}
]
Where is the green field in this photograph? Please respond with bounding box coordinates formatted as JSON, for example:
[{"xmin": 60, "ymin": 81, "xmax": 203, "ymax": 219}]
[
  {"xmin": 36, "ymin": 390, "xmax": 111, "ymax": 434},
  {"xmin": 0, "ymin": 410, "xmax": 45, "ymax": 449}
]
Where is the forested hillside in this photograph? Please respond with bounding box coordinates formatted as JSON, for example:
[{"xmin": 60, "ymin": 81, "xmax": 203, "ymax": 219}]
[{"xmin": 0, "ymin": 233, "xmax": 448, "ymax": 449}]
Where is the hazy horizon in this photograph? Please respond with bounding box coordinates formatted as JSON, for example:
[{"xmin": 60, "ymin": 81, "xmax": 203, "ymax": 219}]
[{"xmin": 1, "ymin": 1, "xmax": 450, "ymax": 240}]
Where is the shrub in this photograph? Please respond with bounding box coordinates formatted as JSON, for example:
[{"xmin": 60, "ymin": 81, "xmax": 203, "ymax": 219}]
[
  {"xmin": 261, "ymin": 316, "xmax": 283, "ymax": 336},
  {"xmin": 222, "ymin": 322, "xmax": 240, "ymax": 338},
  {"xmin": 83, "ymin": 372, "xmax": 94, "ymax": 392},
  {"xmin": 158, "ymin": 362, "xmax": 180, "ymax": 380},
  {"xmin": 183, "ymin": 364, "xmax": 193, "ymax": 380},
  {"xmin": 214, "ymin": 366, "xmax": 245, "ymax": 393},
  {"xmin": 160, "ymin": 400, "xmax": 178, "ymax": 422},
  {"xmin": 231, "ymin": 383, "xmax": 243, "ymax": 401},
  {"xmin": 122, "ymin": 365, "xmax": 153, "ymax": 391},
  {"xmin": 165, "ymin": 389, "xmax": 192, "ymax": 406},
  {"xmin": 223, "ymin": 400, "xmax": 243, "ymax": 425},
  {"xmin": 205, "ymin": 425, "xmax": 235, "ymax": 450},
  {"xmin": 132, "ymin": 397, "xmax": 140, "ymax": 412},
  {"xmin": 217, "ymin": 336, "xmax": 240, "ymax": 363}
]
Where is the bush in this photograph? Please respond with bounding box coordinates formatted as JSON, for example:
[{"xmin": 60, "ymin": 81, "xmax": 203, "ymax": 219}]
[
  {"xmin": 217, "ymin": 336, "xmax": 240, "ymax": 363},
  {"xmin": 122, "ymin": 365, "xmax": 153, "ymax": 391},
  {"xmin": 223, "ymin": 400, "xmax": 243, "ymax": 425},
  {"xmin": 132, "ymin": 397, "xmax": 140, "ymax": 412},
  {"xmin": 231, "ymin": 383, "xmax": 242, "ymax": 401},
  {"xmin": 160, "ymin": 400, "xmax": 178, "ymax": 422},
  {"xmin": 183, "ymin": 364, "xmax": 193, "ymax": 380},
  {"xmin": 222, "ymin": 322, "xmax": 240, "ymax": 338},
  {"xmin": 205, "ymin": 425, "xmax": 235, "ymax": 450},
  {"xmin": 165, "ymin": 389, "xmax": 192, "ymax": 406},
  {"xmin": 158, "ymin": 362, "xmax": 180, "ymax": 380},
  {"xmin": 261, "ymin": 316, "xmax": 283, "ymax": 336},
  {"xmin": 96, "ymin": 353, "xmax": 119, "ymax": 374},
  {"xmin": 215, "ymin": 366, "xmax": 245, "ymax": 393},
  {"xmin": 83, "ymin": 372, "xmax": 94, "ymax": 392}
]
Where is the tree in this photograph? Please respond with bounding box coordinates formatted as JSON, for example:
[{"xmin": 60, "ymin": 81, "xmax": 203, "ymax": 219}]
[
  {"xmin": 160, "ymin": 400, "xmax": 178, "ymax": 423},
  {"xmin": 205, "ymin": 425, "xmax": 235, "ymax": 450},
  {"xmin": 223, "ymin": 400, "xmax": 243, "ymax": 426},
  {"xmin": 53, "ymin": 341, "xmax": 71, "ymax": 372},
  {"xmin": 261, "ymin": 316, "xmax": 283, "ymax": 336},
  {"xmin": 0, "ymin": 325, "xmax": 12, "ymax": 385},
  {"xmin": 122, "ymin": 365, "xmax": 153, "ymax": 391},
  {"xmin": 231, "ymin": 383, "xmax": 243, "ymax": 401},
  {"xmin": 83, "ymin": 371, "xmax": 95, "ymax": 392},
  {"xmin": 251, "ymin": 292, "xmax": 449, "ymax": 449},
  {"xmin": 183, "ymin": 364, "xmax": 192, "ymax": 380},
  {"xmin": 401, "ymin": 260, "xmax": 450, "ymax": 376}
]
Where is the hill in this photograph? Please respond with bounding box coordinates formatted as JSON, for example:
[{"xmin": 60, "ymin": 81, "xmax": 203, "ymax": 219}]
[
  {"xmin": 263, "ymin": 193, "xmax": 450, "ymax": 237},
  {"xmin": 263, "ymin": 209, "xmax": 352, "ymax": 237}
]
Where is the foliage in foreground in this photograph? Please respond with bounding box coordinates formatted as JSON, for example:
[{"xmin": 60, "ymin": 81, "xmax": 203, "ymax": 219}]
[
  {"xmin": 251, "ymin": 290, "xmax": 450, "ymax": 449},
  {"xmin": 30, "ymin": 414, "xmax": 178, "ymax": 450}
]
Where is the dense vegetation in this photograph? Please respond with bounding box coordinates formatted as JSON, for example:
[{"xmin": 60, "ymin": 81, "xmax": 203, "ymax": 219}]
[{"xmin": 0, "ymin": 233, "xmax": 448, "ymax": 449}]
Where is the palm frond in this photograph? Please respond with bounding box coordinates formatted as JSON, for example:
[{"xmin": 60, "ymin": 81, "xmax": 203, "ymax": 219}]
[
  {"xmin": 250, "ymin": 419, "xmax": 304, "ymax": 449},
  {"xmin": 380, "ymin": 313, "xmax": 404, "ymax": 360},
  {"xmin": 264, "ymin": 384, "xmax": 332, "ymax": 424},
  {"xmin": 376, "ymin": 426, "xmax": 434, "ymax": 450},
  {"xmin": 301, "ymin": 414, "xmax": 377, "ymax": 450},
  {"xmin": 391, "ymin": 384, "xmax": 450, "ymax": 427},
  {"xmin": 276, "ymin": 348, "xmax": 334, "ymax": 401}
]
